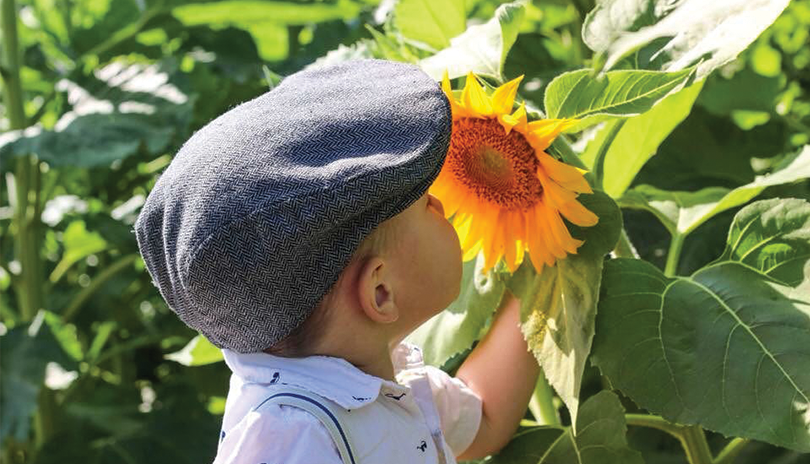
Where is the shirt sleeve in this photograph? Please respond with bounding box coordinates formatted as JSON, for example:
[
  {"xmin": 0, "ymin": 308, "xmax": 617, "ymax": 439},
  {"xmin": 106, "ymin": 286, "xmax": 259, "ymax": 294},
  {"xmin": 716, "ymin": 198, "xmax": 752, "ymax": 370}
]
[
  {"xmin": 423, "ymin": 365, "xmax": 483, "ymax": 457},
  {"xmin": 213, "ymin": 404, "xmax": 344, "ymax": 464}
]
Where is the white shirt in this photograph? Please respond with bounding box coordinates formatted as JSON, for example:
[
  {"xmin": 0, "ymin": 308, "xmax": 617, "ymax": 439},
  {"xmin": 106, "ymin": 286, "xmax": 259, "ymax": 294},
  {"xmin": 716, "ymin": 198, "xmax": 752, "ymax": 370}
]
[{"xmin": 213, "ymin": 342, "xmax": 482, "ymax": 464}]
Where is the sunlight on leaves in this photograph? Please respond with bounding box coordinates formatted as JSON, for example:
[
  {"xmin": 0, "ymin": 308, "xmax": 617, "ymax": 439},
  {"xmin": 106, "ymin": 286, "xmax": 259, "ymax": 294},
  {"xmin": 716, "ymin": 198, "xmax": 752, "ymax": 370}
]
[
  {"xmin": 419, "ymin": 0, "xmax": 526, "ymax": 81},
  {"xmin": 583, "ymin": 0, "xmax": 791, "ymax": 79}
]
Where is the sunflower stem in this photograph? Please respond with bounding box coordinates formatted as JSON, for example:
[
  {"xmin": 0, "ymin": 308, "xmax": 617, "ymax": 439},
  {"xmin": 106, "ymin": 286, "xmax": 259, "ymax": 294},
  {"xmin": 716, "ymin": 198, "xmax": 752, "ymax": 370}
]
[
  {"xmin": 528, "ymin": 371, "xmax": 560, "ymax": 426},
  {"xmin": 680, "ymin": 425, "xmax": 714, "ymax": 464},
  {"xmin": 714, "ymin": 438, "xmax": 749, "ymax": 464},
  {"xmin": 625, "ymin": 414, "xmax": 683, "ymax": 439},
  {"xmin": 591, "ymin": 119, "xmax": 625, "ymax": 190},
  {"xmin": 664, "ymin": 233, "xmax": 685, "ymax": 277}
]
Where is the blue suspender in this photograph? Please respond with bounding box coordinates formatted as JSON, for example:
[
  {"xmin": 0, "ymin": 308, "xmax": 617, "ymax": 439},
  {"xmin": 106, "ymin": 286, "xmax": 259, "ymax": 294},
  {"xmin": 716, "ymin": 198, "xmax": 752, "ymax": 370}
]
[{"xmin": 254, "ymin": 387, "xmax": 357, "ymax": 464}]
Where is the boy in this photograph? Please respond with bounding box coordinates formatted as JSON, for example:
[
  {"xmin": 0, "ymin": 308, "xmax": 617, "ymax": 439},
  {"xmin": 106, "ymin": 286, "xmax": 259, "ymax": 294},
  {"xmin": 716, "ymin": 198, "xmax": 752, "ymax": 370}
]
[{"xmin": 134, "ymin": 59, "xmax": 540, "ymax": 463}]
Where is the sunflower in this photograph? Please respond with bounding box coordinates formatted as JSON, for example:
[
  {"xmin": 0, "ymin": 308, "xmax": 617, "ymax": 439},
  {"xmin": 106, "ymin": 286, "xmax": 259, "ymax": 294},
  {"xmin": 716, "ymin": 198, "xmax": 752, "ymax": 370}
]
[{"xmin": 430, "ymin": 71, "xmax": 599, "ymax": 274}]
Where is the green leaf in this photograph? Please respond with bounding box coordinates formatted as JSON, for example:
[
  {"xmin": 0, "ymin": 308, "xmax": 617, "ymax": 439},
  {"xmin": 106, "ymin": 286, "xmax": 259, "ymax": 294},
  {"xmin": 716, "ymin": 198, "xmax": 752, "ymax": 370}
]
[
  {"xmin": 593, "ymin": 199, "xmax": 810, "ymax": 451},
  {"xmin": 0, "ymin": 61, "xmax": 192, "ymax": 169},
  {"xmin": 719, "ymin": 198, "xmax": 810, "ymax": 287},
  {"xmin": 619, "ymin": 145, "xmax": 810, "ymax": 235},
  {"xmin": 581, "ymin": 80, "xmax": 704, "ymax": 198},
  {"xmin": 582, "ymin": 0, "xmax": 791, "ymax": 79},
  {"xmin": 49, "ymin": 220, "xmax": 108, "ymax": 284},
  {"xmin": 172, "ymin": 1, "xmax": 360, "ymax": 26},
  {"xmin": 406, "ymin": 254, "xmax": 506, "ymax": 367},
  {"xmin": 509, "ymin": 191, "xmax": 621, "ymax": 422},
  {"xmin": 1, "ymin": 312, "xmax": 77, "ymax": 442},
  {"xmin": 544, "ymin": 68, "xmax": 694, "ymax": 132},
  {"xmin": 394, "ymin": 0, "xmax": 466, "ymax": 51},
  {"xmin": 419, "ymin": 0, "xmax": 526, "ymax": 81},
  {"xmin": 489, "ymin": 391, "xmax": 644, "ymax": 464},
  {"xmin": 165, "ymin": 334, "xmax": 224, "ymax": 366}
]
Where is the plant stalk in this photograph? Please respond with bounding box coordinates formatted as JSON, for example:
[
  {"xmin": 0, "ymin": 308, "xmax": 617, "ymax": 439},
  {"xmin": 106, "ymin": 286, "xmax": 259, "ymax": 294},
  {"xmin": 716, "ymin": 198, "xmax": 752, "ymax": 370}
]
[
  {"xmin": 61, "ymin": 254, "xmax": 140, "ymax": 323},
  {"xmin": 664, "ymin": 233, "xmax": 685, "ymax": 277},
  {"xmin": 528, "ymin": 371, "xmax": 560, "ymax": 426},
  {"xmin": 626, "ymin": 415, "xmax": 715, "ymax": 464},
  {"xmin": 2, "ymin": 0, "xmax": 43, "ymax": 324},
  {"xmin": 3, "ymin": 0, "xmax": 52, "ymax": 456},
  {"xmin": 591, "ymin": 119, "xmax": 625, "ymax": 190},
  {"xmin": 680, "ymin": 425, "xmax": 714, "ymax": 464},
  {"xmin": 714, "ymin": 438, "xmax": 749, "ymax": 464},
  {"xmin": 625, "ymin": 414, "xmax": 683, "ymax": 439}
]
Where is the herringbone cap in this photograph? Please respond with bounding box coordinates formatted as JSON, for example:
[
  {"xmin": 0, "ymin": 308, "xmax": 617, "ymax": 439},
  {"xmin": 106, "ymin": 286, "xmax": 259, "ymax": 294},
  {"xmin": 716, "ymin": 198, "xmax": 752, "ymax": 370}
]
[{"xmin": 133, "ymin": 59, "xmax": 451, "ymax": 353}]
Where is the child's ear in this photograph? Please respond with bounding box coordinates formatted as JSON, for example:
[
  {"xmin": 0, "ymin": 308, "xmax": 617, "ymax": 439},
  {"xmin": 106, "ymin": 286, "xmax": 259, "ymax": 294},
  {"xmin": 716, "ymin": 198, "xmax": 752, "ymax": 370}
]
[{"xmin": 356, "ymin": 256, "xmax": 398, "ymax": 324}]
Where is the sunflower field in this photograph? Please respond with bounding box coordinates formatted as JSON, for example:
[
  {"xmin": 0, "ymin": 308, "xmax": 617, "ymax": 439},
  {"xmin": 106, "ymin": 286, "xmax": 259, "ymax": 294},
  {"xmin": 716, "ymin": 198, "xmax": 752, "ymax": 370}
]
[{"xmin": 2, "ymin": 0, "xmax": 810, "ymax": 463}]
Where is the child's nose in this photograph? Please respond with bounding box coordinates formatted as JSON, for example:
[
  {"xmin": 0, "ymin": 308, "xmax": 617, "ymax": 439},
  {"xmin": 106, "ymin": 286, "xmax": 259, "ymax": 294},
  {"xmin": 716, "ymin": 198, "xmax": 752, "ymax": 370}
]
[{"xmin": 428, "ymin": 193, "xmax": 446, "ymax": 217}]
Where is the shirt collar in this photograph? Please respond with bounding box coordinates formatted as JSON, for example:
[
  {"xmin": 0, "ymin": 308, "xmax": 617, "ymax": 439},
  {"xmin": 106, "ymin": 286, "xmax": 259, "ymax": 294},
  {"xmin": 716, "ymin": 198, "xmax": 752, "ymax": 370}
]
[{"xmin": 222, "ymin": 344, "xmax": 420, "ymax": 410}]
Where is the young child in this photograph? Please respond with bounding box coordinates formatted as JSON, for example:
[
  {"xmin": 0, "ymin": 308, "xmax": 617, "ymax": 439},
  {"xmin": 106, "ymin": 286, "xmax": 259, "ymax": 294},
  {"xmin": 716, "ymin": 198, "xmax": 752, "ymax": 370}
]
[{"xmin": 134, "ymin": 59, "xmax": 540, "ymax": 463}]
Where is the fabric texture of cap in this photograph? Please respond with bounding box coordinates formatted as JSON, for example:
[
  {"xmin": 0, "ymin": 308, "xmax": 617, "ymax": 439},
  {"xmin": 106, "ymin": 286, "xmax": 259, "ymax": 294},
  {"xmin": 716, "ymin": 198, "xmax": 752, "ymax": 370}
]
[{"xmin": 133, "ymin": 59, "xmax": 452, "ymax": 353}]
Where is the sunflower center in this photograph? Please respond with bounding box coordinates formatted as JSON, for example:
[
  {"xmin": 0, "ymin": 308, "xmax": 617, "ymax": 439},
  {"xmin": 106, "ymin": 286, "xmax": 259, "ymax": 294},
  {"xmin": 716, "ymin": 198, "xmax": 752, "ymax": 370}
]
[{"xmin": 447, "ymin": 117, "xmax": 543, "ymax": 209}]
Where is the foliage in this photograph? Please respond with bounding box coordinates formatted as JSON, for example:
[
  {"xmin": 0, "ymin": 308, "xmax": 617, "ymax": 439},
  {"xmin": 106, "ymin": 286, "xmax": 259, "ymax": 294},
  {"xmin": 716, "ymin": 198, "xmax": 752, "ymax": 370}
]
[{"xmin": 2, "ymin": 0, "xmax": 809, "ymax": 463}]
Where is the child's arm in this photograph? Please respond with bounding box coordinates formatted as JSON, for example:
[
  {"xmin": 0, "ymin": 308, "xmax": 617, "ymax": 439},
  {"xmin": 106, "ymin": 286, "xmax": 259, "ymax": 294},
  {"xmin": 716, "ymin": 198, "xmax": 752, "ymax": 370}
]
[{"xmin": 455, "ymin": 291, "xmax": 540, "ymax": 460}]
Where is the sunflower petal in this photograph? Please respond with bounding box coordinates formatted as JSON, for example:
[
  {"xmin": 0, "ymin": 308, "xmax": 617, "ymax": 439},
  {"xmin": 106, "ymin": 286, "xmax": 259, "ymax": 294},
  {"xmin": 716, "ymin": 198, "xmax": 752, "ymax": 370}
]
[
  {"xmin": 462, "ymin": 72, "xmax": 493, "ymax": 117},
  {"xmin": 498, "ymin": 102, "xmax": 528, "ymax": 135},
  {"xmin": 526, "ymin": 118, "xmax": 578, "ymax": 151},
  {"xmin": 482, "ymin": 210, "xmax": 505, "ymax": 272},
  {"xmin": 558, "ymin": 198, "xmax": 599, "ymax": 227},
  {"xmin": 537, "ymin": 152, "xmax": 593, "ymax": 193},
  {"xmin": 525, "ymin": 210, "xmax": 544, "ymax": 271},
  {"xmin": 491, "ymin": 75, "xmax": 524, "ymax": 115},
  {"xmin": 546, "ymin": 203, "xmax": 583, "ymax": 254},
  {"xmin": 503, "ymin": 212, "xmax": 519, "ymax": 272},
  {"xmin": 463, "ymin": 240, "xmax": 482, "ymax": 261},
  {"xmin": 534, "ymin": 202, "xmax": 567, "ymax": 259}
]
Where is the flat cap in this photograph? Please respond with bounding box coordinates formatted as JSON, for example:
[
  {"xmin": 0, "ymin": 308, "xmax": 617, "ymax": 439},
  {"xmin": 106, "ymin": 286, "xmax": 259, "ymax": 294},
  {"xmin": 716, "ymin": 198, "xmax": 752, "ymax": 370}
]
[{"xmin": 133, "ymin": 59, "xmax": 451, "ymax": 353}]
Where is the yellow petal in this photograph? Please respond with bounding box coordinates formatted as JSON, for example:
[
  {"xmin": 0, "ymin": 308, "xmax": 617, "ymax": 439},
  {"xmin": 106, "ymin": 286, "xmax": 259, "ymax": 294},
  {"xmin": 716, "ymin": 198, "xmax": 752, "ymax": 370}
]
[
  {"xmin": 503, "ymin": 212, "xmax": 518, "ymax": 272},
  {"xmin": 558, "ymin": 198, "xmax": 599, "ymax": 227},
  {"xmin": 463, "ymin": 240, "xmax": 483, "ymax": 261},
  {"xmin": 526, "ymin": 209, "xmax": 554, "ymax": 270},
  {"xmin": 498, "ymin": 102, "xmax": 528, "ymax": 135},
  {"xmin": 526, "ymin": 118, "xmax": 578, "ymax": 151},
  {"xmin": 534, "ymin": 202, "xmax": 567, "ymax": 259},
  {"xmin": 537, "ymin": 152, "xmax": 593, "ymax": 194},
  {"xmin": 491, "ymin": 75, "xmax": 524, "ymax": 115},
  {"xmin": 441, "ymin": 69, "xmax": 454, "ymax": 102},
  {"xmin": 462, "ymin": 72, "xmax": 493, "ymax": 117},
  {"xmin": 482, "ymin": 209, "xmax": 505, "ymax": 272}
]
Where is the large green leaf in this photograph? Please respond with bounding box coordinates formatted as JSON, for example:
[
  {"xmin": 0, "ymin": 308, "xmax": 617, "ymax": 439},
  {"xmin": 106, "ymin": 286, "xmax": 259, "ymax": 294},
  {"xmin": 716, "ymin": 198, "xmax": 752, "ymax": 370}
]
[
  {"xmin": 581, "ymin": 80, "xmax": 704, "ymax": 198},
  {"xmin": 508, "ymin": 191, "xmax": 621, "ymax": 422},
  {"xmin": 544, "ymin": 68, "xmax": 694, "ymax": 132},
  {"xmin": 394, "ymin": 0, "xmax": 466, "ymax": 51},
  {"xmin": 1, "ymin": 312, "xmax": 77, "ymax": 442},
  {"xmin": 406, "ymin": 254, "xmax": 506, "ymax": 367},
  {"xmin": 719, "ymin": 198, "xmax": 810, "ymax": 287},
  {"xmin": 165, "ymin": 334, "xmax": 224, "ymax": 366},
  {"xmin": 618, "ymin": 145, "xmax": 810, "ymax": 236},
  {"xmin": 489, "ymin": 391, "xmax": 644, "ymax": 463},
  {"xmin": 419, "ymin": 1, "xmax": 526, "ymax": 81},
  {"xmin": 592, "ymin": 199, "xmax": 810, "ymax": 451},
  {"xmin": 582, "ymin": 0, "xmax": 791, "ymax": 79},
  {"xmin": 0, "ymin": 61, "xmax": 192, "ymax": 169}
]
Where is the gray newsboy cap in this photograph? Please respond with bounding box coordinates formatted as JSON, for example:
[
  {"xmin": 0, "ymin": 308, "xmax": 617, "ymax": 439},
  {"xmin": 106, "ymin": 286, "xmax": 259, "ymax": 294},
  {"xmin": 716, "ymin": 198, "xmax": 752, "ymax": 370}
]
[{"xmin": 133, "ymin": 59, "xmax": 451, "ymax": 353}]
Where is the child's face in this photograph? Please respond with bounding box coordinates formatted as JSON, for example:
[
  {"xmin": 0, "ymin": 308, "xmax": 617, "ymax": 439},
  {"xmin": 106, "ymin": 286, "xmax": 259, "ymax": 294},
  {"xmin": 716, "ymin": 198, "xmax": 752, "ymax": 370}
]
[{"xmin": 388, "ymin": 191, "xmax": 463, "ymax": 335}]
